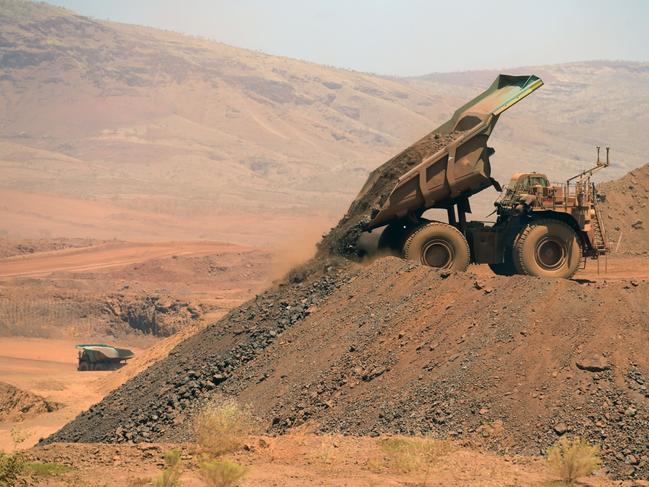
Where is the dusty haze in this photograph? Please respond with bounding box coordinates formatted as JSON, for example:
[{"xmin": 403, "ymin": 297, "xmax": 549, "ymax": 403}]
[{"xmin": 1, "ymin": 0, "xmax": 649, "ymax": 245}]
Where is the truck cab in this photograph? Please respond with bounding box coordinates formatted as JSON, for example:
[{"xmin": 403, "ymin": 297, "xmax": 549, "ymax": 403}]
[{"xmin": 506, "ymin": 172, "xmax": 550, "ymax": 195}]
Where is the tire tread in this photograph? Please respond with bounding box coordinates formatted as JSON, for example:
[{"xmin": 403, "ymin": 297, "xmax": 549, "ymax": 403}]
[
  {"xmin": 514, "ymin": 218, "xmax": 580, "ymax": 279},
  {"xmin": 403, "ymin": 222, "xmax": 470, "ymax": 271}
]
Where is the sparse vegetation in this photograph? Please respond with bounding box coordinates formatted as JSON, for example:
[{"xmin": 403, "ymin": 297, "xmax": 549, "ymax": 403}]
[
  {"xmin": 153, "ymin": 449, "xmax": 183, "ymax": 487},
  {"xmin": 192, "ymin": 398, "xmax": 256, "ymax": 484},
  {"xmin": 365, "ymin": 455, "xmax": 384, "ymax": 474},
  {"xmin": 0, "ymin": 451, "xmax": 24, "ymax": 486},
  {"xmin": 128, "ymin": 478, "xmax": 152, "ymax": 487},
  {"xmin": 194, "ymin": 397, "xmax": 258, "ymax": 456},
  {"xmin": 198, "ymin": 458, "xmax": 248, "ymax": 487},
  {"xmin": 23, "ymin": 461, "xmax": 74, "ymax": 477},
  {"xmin": 9, "ymin": 427, "xmax": 27, "ymax": 449},
  {"xmin": 316, "ymin": 437, "xmax": 338, "ymax": 465},
  {"xmin": 546, "ymin": 436, "xmax": 601, "ymax": 484},
  {"xmin": 377, "ymin": 436, "xmax": 454, "ymax": 484}
]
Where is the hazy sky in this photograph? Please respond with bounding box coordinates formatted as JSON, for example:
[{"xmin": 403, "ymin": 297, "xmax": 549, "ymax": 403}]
[{"xmin": 46, "ymin": 0, "xmax": 649, "ymax": 76}]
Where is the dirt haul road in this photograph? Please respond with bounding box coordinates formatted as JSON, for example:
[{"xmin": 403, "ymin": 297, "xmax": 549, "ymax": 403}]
[
  {"xmin": 0, "ymin": 241, "xmax": 247, "ymax": 278},
  {"xmin": 474, "ymin": 255, "xmax": 649, "ymax": 281},
  {"xmin": 0, "ymin": 337, "xmax": 146, "ymax": 451},
  {"xmin": 23, "ymin": 436, "xmax": 621, "ymax": 486},
  {"xmin": 0, "ymin": 239, "xmax": 274, "ymax": 449},
  {"xmin": 0, "ymin": 238, "xmax": 272, "ymax": 338}
]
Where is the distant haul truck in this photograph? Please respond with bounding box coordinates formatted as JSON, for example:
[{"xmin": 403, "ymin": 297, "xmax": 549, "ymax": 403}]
[
  {"xmin": 76, "ymin": 344, "xmax": 134, "ymax": 371},
  {"xmin": 363, "ymin": 74, "xmax": 609, "ymax": 279}
]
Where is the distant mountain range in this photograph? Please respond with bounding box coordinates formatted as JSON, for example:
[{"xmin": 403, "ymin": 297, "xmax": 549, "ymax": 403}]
[{"xmin": 1, "ymin": 0, "xmax": 648, "ymax": 243}]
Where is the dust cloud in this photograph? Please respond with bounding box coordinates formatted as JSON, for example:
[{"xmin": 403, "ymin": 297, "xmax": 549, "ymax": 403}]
[{"xmin": 266, "ymin": 220, "xmax": 333, "ymax": 284}]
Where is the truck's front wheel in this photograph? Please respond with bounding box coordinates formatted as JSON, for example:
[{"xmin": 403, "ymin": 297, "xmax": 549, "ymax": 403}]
[
  {"xmin": 403, "ymin": 222, "xmax": 470, "ymax": 271},
  {"xmin": 514, "ymin": 219, "xmax": 581, "ymax": 278}
]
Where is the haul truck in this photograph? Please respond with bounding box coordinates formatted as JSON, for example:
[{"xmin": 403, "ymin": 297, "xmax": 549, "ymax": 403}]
[
  {"xmin": 76, "ymin": 344, "xmax": 134, "ymax": 371},
  {"xmin": 364, "ymin": 75, "xmax": 609, "ymax": 279}
]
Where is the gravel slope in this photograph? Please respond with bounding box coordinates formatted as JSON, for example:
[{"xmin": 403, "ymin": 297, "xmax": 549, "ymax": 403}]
[
  {"xmin": 599, "ymin": 162, "xmax": 649, "ymax": 255},
  {"xmin": 46, "ymin": 256, "xmax": 649, "ymax": 479}
]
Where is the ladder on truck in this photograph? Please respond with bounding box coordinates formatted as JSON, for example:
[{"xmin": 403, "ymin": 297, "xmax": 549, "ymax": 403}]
[
  {"xmin": 587, "ymin": 204, "xmax": 609, "ymax": 274},
  {"xmin": 592, "ymin": 206, "xmax": 608, "ymax": 254}
]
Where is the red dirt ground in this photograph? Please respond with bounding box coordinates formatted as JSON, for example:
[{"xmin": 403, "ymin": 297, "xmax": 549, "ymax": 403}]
[{"xmin": 22, "ymin": 435, "xmax": 626, "ymax": 486}]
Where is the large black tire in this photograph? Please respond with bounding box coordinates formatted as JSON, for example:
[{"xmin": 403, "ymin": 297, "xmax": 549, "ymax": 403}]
[
  {"xmin": 93, "ymin": 362, "xmax": 108, "ymax": 371},
  {"xmin": 78, "ymin": 361, "xmax": 90, "ymax": 372},
  {"xmin": 403, "ymin": 222, "xmax": 470, "ymax": 271},
  {"xmin": 513, "ymin": 219, "xmax": 581, "ymax": 278}
]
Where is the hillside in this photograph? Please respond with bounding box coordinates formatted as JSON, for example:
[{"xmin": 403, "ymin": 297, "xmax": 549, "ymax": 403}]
[
  {"xmin": 47, "ymin": 256, "xmax": 649, "ymax": 479},
  {"xmin": 599, "ymin": 162, "xmax": 649, "ymax": 254},
  {"xmin": 0, "ymin": 0, "xmax": 455, "ymax": 244},
  {"xmin": 1, "ymin": 0, "xmax": 649, "ymax": 244}
]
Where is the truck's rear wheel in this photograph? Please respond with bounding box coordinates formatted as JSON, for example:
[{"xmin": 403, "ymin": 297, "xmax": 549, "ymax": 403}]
[
  {"xmin": 78, "ymin": 361, "xmax": 90, "ymax": 372},
  {"xmin": 514, "ymin": 219, "xmax": 581, "ymax": 278},
  {"xmin": 403, "ymin": 222, "xmax": 470, "ymax": 271}
]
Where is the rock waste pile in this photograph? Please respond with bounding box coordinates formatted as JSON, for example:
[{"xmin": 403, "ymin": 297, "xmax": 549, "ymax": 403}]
[
  {"xmin": 47, "ymin": 257, "xmax": 649, "ymax": 479},
  {"xmin": 599, "ymin": 162, "xmax": 649, "ymax": 255},
  {"xmin": 46, "ymin": 155, "xmax": 649, "ymax": 480}
]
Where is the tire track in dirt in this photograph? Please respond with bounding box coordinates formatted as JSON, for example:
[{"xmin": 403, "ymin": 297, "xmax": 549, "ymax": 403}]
[{"xmin": 0, "ymin": 241, "xmax": 245, "ymax": 278}]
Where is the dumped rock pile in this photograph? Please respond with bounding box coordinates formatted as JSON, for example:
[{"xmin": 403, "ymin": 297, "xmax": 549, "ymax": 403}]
[
  {"xmin": 229, "ymin": 258, "xmax": 649, "ymax": 480},
  {"xmin": 46, "ymin": 257, "xmax": 357, "ymax": 443},
  {"xmin": 318, "ymin": 130, "xmax": 465, "ymax": 257},
  {"xmin": 599, "ymin": 162, "xmax": 649, "ymax": 254},
  {"xmin": 46, "ymin": 147, "xmax": 649, "ymax": 480},
  {"xmin": 48, "ymin": 257, "xmax": 649, "ymax": 479}
]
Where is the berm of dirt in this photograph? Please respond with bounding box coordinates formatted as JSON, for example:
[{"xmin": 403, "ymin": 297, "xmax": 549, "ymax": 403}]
[
  {"xmin": 0, "ymin": 382, "xmax": 62, "ymax": 421},
  {"xmin": 599, "ymin": 162, "xmax": 649, "ymax": 255}
]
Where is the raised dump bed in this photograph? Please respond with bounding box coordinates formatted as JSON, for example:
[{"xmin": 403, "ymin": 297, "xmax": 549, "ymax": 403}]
[{"xmin": 366, "ymin": 74, "xmax": 543, "ymax": 229}]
